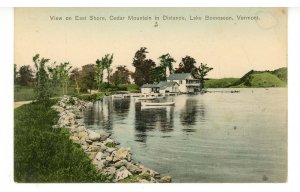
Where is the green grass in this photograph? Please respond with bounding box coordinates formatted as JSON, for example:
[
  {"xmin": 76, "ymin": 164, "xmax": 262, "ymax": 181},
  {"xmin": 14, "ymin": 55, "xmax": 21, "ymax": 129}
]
[
  {"xmin": 14, "ymin": 85, "xmax": 78, "ymax": 102},
  {"xmin": 14, "ymin": 86, "xmax": 35, "ymax": 102},
  {"xmin": 77, "ymin": 93, "xmax": 106, "ymax": 102},
  {"xmin": 247, "ymin": 73, "xmax": 286, "ymax": 87},
  {"xmin": 205, "ymin": 78, "xmax": 239, "ymax": 88},
  {"xmin": 14, "ymin": 100, "xmax": 107, "ymax": 182}
]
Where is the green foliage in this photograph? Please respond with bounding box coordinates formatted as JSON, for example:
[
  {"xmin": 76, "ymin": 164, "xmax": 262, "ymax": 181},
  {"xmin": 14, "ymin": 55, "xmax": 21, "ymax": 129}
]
[
  {"xmin": 78, "ymin": 93, "xmax": 105, "ymax": 102},
  {"xmin": 174, "ymin": 55, "xmax": 197, "ymax": 75},
  {"xmin": 117, "ymin": 84, "xmax": 139, "ymax": 93},
  {"xmin": 14, "ymin": 64, "xmax": 18, "ymax": 84},
  {"xmin": 18, "ymin": 65, "xmax": 34, "ymax": 86},
  {"xmin": 33, "ymin": 54, "xmax": 52, "ymax": 101},
  {"xmin": 48, "ymin": 62, "xmax": 72, "ymax": 95},
  {"xmin": 150, "ymin": 66, "xmax": 165, "ymax": 83},
  {"xmin": 14, "ymin": 100, "xmax": 106, "ymax": 182},
  {"xmin": 14, "ymin": 85, "xmax": 35, "ymax": 101},
  {"xmin": 158, "ymin": 53, "xmax": 176, "ymax": 79},
  {"xmin": 271, "ymin": 67, "xmax": 287, "ymax": 83},
  {"xmin": 95, "ymin": 54, "xmax": 114, "ymax": 90},
  {"xmin": 80, "ymin": 64, "xmax": 97, "ymax": 93},
  {"xmin": 205, "ymin": 78, "xmax": 239, "ymax": 88},
  {"xmin": 132, "ymin": 47, "xmax": 156, "ymax": 86},
  {"xmin": 105, "ymin": 142, "xmax": 116, "ymax": 148},
  {"xmin": 196, "ymin": 63, "xmax": 213, "ymax": 90},
  {"xmin": 244, "ymin": 73, "xmax": 286, "ymax": 87},
  {"xmin": 205, "ymin": 68, "xmax": 287, "ymax": 88},
  {"xmin": 110, "ymin": 65, "xmax": 131, "ymax": 85}
]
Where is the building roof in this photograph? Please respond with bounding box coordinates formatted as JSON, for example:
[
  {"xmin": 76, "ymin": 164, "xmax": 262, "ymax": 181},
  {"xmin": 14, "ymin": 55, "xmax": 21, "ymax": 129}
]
[
  {"xmin": 157, "ymin": 81, "xmax": 178, "ymax": 89},
  {"xmin": 141, "ymin": 83, "xmax": 160, "ymax": 88},
  {"xmin": 167, "ymin": 73, "xmax": 191, "ymax": 80}
]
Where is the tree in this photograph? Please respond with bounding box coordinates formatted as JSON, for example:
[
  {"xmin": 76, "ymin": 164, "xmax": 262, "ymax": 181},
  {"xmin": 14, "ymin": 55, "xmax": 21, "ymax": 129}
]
[
  {"xmin": 33, "ymin": 54, "xmax": 52, "ymax": 101},
  {"xmin": 95, "ymin": 59, "xmax": 105, "ymax": 91},
  {"xmin": 158, "ymin": 53, "xmax": 176, "ymax": 79},
  {"xmin": 175, "ymin": 56, "xmax": 197, "ymax": 76},
  {"xmin": 18, "ymin": 65, "xmax": 34, "ymax": 86},
  {"xmin": 14, "ymin": 64, "xmax": 18, "ymax": 84},
  {"xmin": 150, "ymin": 66, "xmax": 165, "ymax": 83},
  {"xmin": 110, "ymin": 65, "xmax": 131, "ymax": 85},
  {"xmin": 132, "ymin": 47, "xmax": 156, "ymax": 86},
  {"xmin": 80, "ymin": 64, "xmax": 96, "ymax": 94},
  {"xmin": 48, "ymin": 62, "xmax": 72, "ymax": 95},
  {"xmin": 70, "ymin": 68, "xmax": 81, "ymax": 94},
  {"xmin": 104, "ymin": 54, "xmax": 113, "ymax": 83},
  {"xmin": 95, "ymin": 54, "xmax": 113, "ymax": 90},
  {"xmin": 196, "ymin": 63, "xmax": 213, "ymax": 90}
]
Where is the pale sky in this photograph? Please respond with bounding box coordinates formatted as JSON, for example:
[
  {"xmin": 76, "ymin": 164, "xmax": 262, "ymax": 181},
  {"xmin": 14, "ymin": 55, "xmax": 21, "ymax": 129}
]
[{"xmin": 14, "ymin": 8, "xmax": 287, "ymax": 78}]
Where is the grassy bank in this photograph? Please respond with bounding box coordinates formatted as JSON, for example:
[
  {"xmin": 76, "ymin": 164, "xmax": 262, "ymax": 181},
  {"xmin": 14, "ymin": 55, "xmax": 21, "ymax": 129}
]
[
  {"xmin": 14, "ymin": 100, "xmax": 107, "ymax": 182},
  {"xmin": 205, "ymin": 67, "xmax": 287, "ymax": 88}
]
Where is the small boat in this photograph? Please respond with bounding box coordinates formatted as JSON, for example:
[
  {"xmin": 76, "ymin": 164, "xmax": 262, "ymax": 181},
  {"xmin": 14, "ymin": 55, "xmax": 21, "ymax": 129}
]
[{"xmin": 141, "ymin": 102, "xmax": 175, "ymax": 107}]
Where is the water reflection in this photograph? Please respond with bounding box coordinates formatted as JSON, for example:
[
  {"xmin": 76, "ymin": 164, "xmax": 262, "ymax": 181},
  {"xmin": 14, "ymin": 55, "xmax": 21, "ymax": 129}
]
[
  {"xmin": 180, "ymin": 98, "xmax": 199, "ymax": 132},
  {"xmin": 134, "ymin": 103, "xmax": 174, "ymax": 142}
]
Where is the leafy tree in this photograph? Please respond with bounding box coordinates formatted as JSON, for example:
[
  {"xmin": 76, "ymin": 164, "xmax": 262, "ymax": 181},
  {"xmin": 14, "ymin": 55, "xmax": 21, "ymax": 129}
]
[
  {"xmin": 110, "ymin": 65, "xmax": 131, "ymax": 85},
  {"xmin": 150, "ymin": 66, "xmax": 165, "ymax": 83},
  {"xmin": 18, "ymin": 65, "xmax": 34, "ymax": 86},
  {"xmin": 158, "ymin": 53, "xmax": 176, "ymax": 79},
  {"xmin": 95, "ymin": 59, "xmax": 105, "ymax": 91},
  {"xmin": 132, "ymin": 47, "xmax": 156, "ymax": 86},
  {"xmin": 48, "ymin": 62, "xmax": 72, "ymax": 95},
  {"xmin": 95, "ymin": 54, "xmax": 113, "ymax": 90},
  {"xmin": 196, "ymin": 63, "xmax": 213, "ymax": 90},
  {"xmin": 175, "ymin": 56, "xmax": 197, "ymax": 76},
  {"xmin": 70, "ymin": 68, "xmax": 81, "ymax": 94},
  {"xmin": 14, "ymin": 64, "xmax": 18, "ymax": 84},
  {"xmin": 33, "ymin": 54, "xmax": 52, "ymax": 101},
  {"xmin": 80, "ymin": 64, "xmax": 96, "ymax": 94}
]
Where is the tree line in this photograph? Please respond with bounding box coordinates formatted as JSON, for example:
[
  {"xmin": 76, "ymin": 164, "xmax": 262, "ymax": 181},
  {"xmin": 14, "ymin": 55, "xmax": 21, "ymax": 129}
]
[
  {"xmin": 131, "ymin": 47, "xmax": 213, "ymax": 90},
  {"xmin": 14, "ymin": 47, "xmax": 213, "ymax": 101}
]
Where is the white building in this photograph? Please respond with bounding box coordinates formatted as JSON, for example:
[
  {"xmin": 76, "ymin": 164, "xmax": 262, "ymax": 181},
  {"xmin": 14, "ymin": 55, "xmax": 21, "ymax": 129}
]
[
  {"xmin": 167, "ymin": 73, "xmax": 200, "ymax": 93},
  {"xmin": 157, "ymin": 81, "xmax": 179, "ymax": 94},
  {"xmin": 140, "ymin": 84, "xmax": 160, "ymax": 94}
]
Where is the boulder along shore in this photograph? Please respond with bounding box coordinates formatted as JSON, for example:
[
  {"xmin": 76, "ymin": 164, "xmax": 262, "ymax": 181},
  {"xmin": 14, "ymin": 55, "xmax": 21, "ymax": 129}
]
[{"xmin": 51, "ymin": 95, "xmax": 172, "ymax": 183}]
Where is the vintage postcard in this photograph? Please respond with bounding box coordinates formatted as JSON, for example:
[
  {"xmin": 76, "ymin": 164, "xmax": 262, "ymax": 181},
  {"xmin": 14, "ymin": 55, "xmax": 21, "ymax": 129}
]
[{"xmin": 14, "ymin": 7, "xmax": 287, "ymax": 183}]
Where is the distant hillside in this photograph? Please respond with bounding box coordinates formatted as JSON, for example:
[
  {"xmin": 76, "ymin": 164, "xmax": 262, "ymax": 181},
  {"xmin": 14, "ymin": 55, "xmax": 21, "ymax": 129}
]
[{"xmin": 205, "ymin": 67, "xmax": 287, "ymax": 88}]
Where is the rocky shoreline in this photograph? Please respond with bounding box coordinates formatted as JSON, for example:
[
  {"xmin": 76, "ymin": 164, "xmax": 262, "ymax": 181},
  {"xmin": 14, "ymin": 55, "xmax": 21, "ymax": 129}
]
[{"xmin": 51, "ymin": 95, "xmax": 171, "ymax": 183}]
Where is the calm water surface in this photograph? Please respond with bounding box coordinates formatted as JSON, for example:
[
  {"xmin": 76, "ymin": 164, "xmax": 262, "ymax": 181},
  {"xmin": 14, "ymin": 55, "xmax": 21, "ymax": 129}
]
[{"xmin": 84, "ymin": 88, "xmax": 287, "ymax": 182}]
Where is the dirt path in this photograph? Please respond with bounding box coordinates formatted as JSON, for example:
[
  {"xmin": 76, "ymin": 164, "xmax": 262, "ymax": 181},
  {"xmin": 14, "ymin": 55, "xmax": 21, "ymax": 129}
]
[{"xmin": 14, "ymin": 101, "xmax": 32, "ymax": 109}]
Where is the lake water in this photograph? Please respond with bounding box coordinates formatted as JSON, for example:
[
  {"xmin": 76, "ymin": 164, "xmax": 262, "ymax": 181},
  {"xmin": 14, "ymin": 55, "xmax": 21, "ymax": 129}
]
[{"xmin": 83, "ymin": 88, "xmax": 287, "ymax": 183}]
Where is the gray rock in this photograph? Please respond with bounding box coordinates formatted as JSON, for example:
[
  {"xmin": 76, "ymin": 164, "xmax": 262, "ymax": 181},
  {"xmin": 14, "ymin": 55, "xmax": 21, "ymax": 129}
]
[
  {"xmin": 159, "ymin": 176, "xmax": 172, "ymax": 183},
  {"xmin": 87, "ymin": 145, "xmax": 101, "ymax": 152},
  {"xmin": 104, "ymin": 138, "xmax": 114, "ymax": 145},
  {"xmin": 115, "ymin": 166, "xmax": 132, "ymax": 181},
  {"xmin": 112, "ymin": 147, "xmax": 131, "ymax": 162},
  {"xmin": 78, "ymin": 131, "xmax": 88, "ymax": 139},
  {"xmin": 87, "ymin": 152, "xmax": 97, "ymax": 160},
  {"xmin": 96, "ymin": 160, "xmax": 106, "ymax": 171},
  {"xmin": 106, "ymin": 155, "xmax": 113, "ymax": 162},
  {"xmin": 113, "ymin": 159, "xmax": 128, "ymax": 169},
  {"xmin": 139, "ymin": 179, "xmax": 150, "ymax": 183},
  {"xmin": 94, "ymin": 152, "xmax": 103, "ymax": 161},
  {"xmin": 126, "ymin": 163, "xmax": 142, "ymax": 174},
  {"xmin": 106, "ymin": 147, "xmax": 117, "ymax": 154},
  {"xmin": 88, "ymin": 130, "xmax": 101, "ymax": 141},
  {"xmin": 103, "ymin": 167, "xmax": 116, "ymax": 177}
]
